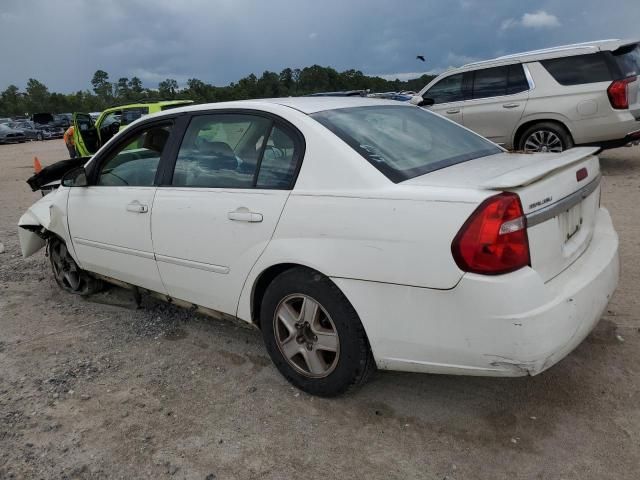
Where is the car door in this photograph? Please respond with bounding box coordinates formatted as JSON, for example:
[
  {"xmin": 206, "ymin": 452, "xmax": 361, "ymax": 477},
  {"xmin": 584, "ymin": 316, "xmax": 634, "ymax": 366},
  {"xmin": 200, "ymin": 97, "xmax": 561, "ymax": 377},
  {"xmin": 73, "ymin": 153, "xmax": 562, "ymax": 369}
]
[
  {"xmin": 460, "ymin": 64, "xmax": 530, "ymax": 146},
  {"xmin": 422, "ymin": 72, "xmax": 468, "ymax": 124},
  {"xmin": 151, "ymin": 112, "xmax": 304, "ymax": 316},
  {"xmin": 73, "ymin": 113, "xmax": 99, "ymax": 157},
  {"xmin": 67, "ymin": 120, "xmax": 178, "ymax": 293}
]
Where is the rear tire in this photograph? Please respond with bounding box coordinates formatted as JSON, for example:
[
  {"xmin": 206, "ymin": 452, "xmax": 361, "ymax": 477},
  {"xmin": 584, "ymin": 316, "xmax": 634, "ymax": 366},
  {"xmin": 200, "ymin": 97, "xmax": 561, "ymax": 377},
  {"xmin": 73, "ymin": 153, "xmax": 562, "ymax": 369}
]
[
  {"xmin": 260, "ymin": 267, "xmax": 375, "ymax": 397},
  {"xmin": 48, "ymin": 237, "xmax": 102, "ymax": 296},
  {"xmin": 518, "ymin": 122, "xmax": 573, "ymax": 153}
]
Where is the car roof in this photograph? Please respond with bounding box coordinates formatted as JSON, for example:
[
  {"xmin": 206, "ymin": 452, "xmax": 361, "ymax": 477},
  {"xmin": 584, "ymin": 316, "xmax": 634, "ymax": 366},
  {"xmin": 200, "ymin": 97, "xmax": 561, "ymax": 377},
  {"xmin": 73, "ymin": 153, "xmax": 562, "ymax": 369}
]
[
  {"xmin": 155, "ymin": 96, "xmax": 408, "ymax": 117},
  {"xmin": 441, "ymin": 38, "xmax": 639, "ymax": 74}
]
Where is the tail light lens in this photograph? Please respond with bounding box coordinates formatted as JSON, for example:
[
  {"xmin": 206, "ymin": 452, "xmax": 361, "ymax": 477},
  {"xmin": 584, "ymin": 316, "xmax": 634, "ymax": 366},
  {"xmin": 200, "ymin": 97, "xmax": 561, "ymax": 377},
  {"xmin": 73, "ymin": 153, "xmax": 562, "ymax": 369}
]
[
  {"xmin": 607, "ymin": 76, "xmax": 636, "ymax": 110},
  {"xmin": 452, "ymin": 192, "xmax": 530, "ymax": 275}
]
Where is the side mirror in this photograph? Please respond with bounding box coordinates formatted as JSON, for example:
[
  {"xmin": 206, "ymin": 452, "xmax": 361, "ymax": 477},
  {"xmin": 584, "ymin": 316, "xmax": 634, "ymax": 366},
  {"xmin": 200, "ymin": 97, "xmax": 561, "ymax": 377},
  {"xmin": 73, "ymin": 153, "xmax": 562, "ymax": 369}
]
[
  {"xmin": 410, "ymin": 95, "xmax": 435, "ymax": 107},
  {"xmin": 61, "ymin": 166, "xmax": 88, "ymax": 187}
]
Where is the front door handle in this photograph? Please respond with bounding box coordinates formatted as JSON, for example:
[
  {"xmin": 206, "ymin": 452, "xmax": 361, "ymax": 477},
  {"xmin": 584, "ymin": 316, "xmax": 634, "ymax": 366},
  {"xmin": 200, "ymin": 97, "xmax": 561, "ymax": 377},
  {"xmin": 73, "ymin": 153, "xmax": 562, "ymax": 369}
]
[
  {"xmin": 126, "ymin": 201, "xmax": 148, "ymax": 213},
  {"xmin": 445, "ymin": 108, "xmax": 460, "ymax": 114},
  {"xmin": 503, "ymin": 103, "xmax": 520, "ymax": 109},
  {"xmin": 228, "ymin": 207, "xmax": 263, "ymax": 223}
]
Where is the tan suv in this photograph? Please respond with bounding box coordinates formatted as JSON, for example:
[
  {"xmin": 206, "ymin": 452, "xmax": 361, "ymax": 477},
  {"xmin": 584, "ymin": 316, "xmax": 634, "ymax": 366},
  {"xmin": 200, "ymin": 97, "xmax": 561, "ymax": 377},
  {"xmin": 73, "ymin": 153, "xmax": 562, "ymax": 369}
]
[{"xmin": 412, "ymin": 39, "xmax": 640, "ymax": 152}]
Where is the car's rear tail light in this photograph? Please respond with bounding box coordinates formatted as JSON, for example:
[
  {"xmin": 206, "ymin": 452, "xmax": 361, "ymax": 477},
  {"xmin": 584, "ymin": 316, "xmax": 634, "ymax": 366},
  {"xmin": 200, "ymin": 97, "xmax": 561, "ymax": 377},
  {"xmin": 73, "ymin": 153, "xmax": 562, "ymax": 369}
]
[
  {"xmin": 607, "ymin": 76, "xmax": 636, "ymax": 110},
  {"xmin": 451, "ymin": 192, "xmax": 530, "ymax": 275}
]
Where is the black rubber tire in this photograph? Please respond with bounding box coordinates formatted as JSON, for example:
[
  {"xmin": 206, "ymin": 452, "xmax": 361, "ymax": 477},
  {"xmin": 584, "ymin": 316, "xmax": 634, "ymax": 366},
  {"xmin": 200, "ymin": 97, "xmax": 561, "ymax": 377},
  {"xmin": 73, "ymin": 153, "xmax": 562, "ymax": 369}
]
[
  {"xmin": 517, "ymin": 122, "xmax": 574, "ymax": 152},
  {"xmin": 36, "ymin": 132, "xmax": 43, "ymax": 141},
  {"xmin": 48, "ymin": 237, "xmax": 102, "ymax": 296},
  {"xmin": 260, "ymin": 267, "xmax": 375, "ymax": 397}
]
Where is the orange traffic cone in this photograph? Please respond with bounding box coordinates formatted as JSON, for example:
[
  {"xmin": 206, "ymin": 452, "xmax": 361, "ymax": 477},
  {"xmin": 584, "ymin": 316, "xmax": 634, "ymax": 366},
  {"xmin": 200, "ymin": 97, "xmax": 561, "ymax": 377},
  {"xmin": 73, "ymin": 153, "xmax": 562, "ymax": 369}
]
[{"xmin": 33, "ymin": 156, "xmax": 42, "ymax": 173}]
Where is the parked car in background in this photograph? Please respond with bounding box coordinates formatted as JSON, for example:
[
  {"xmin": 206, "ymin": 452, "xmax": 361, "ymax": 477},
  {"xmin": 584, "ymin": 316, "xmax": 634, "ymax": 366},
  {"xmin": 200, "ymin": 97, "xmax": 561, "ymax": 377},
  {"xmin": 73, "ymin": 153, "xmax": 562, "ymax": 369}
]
[
  {"xmin": 0, "ymin": 123, "xmax": 27, "ymax": 144},
  {"xmin": 0, "ymin": 118, "xmax": 11, "ymax": 125},
  {"xmin": 306, "ymin": 90, "xmax": 368, "ymax": 97},
  {"xmin": 20, "ymin": 97, "xmax": 618, "ymax": 396},
  {"xmin": 73, "ymin": 99, "xmax": 193, "ymax": 157},
  {"xmin": 54, "ymin": 113, "xmax": 73, "ymax": 129},
  {"xmin": 10, "ymin": 120, "xmax": 64, "ymax": 141},
  {"xmin": 412, "ymin": 39, "xmax": 640, "ymax": 152}
]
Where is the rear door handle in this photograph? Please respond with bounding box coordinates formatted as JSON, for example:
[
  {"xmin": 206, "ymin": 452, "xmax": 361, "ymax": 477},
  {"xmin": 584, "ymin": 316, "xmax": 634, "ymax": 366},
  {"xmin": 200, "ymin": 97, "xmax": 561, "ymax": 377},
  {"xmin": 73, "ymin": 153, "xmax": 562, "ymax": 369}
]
[
  {"xmin": 503, "ymin": 103, "xmax": 520, "ymax": 109},
  {"xmin": 445, "ymin": 108, "xmax": 460, "ymax": 114},
  {"xmin": 126, "ymin": 201, "xmax": 148, "ymax": 213},
  {"xmin": 228, "ymin": 208, "xmax": 263, "ymax": 223}
]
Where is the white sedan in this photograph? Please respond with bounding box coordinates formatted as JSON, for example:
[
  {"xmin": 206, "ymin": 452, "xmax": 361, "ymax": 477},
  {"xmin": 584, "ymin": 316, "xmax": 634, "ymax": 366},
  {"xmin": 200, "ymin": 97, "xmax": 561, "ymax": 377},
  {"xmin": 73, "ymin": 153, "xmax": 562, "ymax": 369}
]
[{"xmin": 19, "ymin": 97, "xmax": 619, "ymax": 396}]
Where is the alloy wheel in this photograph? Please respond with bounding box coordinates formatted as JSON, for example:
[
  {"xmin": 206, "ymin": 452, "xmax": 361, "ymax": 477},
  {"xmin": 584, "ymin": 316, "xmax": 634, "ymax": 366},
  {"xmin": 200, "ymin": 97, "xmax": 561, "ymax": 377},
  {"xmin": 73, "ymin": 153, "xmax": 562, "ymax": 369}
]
[
  {"xmin": 49, "ymin": 240, "xmax": 87, "ymax": 293},
  {"xmin": 523, "ymin": 130, "xmax": 564, "ymax": 153},
  {"xmin": 273, "ymin": 294, "xmax": 340, "ymax": 378}
]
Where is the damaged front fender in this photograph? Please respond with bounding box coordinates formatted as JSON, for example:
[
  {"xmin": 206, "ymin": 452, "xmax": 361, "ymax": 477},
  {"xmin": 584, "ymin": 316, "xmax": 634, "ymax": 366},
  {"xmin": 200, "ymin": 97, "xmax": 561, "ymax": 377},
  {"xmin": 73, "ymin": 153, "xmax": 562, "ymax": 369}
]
[{"xmin": 18, "ymin": 187, "xmax": 71, "ymax": 258}]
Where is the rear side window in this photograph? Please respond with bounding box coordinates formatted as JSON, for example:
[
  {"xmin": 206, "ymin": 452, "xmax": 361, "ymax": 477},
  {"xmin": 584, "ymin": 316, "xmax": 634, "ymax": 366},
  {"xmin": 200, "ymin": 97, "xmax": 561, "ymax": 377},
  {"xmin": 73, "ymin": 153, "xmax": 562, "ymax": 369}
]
[
  {"xmin": 507, "ymin": 64, "xmax": 530, "ymax": 94},
  {"xmin": 470, "ymin": 64, "xmax": 530, "ymax": 99},
  {"xmin": 611, "ymin": 43, "xmax": 640, "ymax": 77},
  {"xmin": 426, "ymin": 73, "xmax": 465, "ymax": 104},
  {"xmin": 120, "ymin": 107, "xmax": 149, "ymax": 126},
  {"xmin": 171, "ymin": 114, "xmax": 302, "ymax": 189},
  {"xmin": 541, "ymin": 53, "xmax": 612, "ymax": 86}
]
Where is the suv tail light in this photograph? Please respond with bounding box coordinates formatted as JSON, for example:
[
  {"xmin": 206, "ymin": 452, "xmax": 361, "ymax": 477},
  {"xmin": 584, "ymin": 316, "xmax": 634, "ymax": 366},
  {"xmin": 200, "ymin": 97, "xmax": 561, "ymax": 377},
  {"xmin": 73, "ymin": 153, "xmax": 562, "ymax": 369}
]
[
  {"xmin": 451, "ymin": 192, "xmax": 530, "ymax": 275},
  {"xmin": 608, "ymin": 76, "xmax": 636, "ymax": 110}
]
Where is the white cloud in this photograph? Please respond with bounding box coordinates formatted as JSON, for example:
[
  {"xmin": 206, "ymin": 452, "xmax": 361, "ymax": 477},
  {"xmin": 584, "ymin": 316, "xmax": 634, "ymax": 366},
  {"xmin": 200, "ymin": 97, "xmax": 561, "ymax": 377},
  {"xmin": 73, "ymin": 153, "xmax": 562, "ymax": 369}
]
[
  {"xmin": 308, "ymin": 32, "xmax": 318, "ymax": 39},
  {"xmin": 522, "ymin": 10, "xmax": 561, "ymax": 28},
  {"xmin": 501, "ymin": 10, "xmax": 560, "ymax": 30}
]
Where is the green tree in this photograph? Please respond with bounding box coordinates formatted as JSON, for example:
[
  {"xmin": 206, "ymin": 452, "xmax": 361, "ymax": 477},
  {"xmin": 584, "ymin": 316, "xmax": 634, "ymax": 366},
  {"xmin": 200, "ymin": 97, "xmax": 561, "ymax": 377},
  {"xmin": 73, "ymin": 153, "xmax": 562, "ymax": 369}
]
[
  {"xmin": 26, "ymin": 78, "xmax": 50, "ymax": 113},
  {"xmin": 128, "ymin": 76, "xmax": 144, "ymax": 98},
  {"xmin": 0, "ymin": 85, "xmax": 24, "ymax": 116},
  {"xmin": 115, "ymin": 77, "xmax": 130, "ymax": 101},
  {"xmin": 91, "ymin": 70, "xmax": 112, "ymax": 105},
  {"xmin": 158, "ymin": 78, "xmax": 179, "ymax": 99}
]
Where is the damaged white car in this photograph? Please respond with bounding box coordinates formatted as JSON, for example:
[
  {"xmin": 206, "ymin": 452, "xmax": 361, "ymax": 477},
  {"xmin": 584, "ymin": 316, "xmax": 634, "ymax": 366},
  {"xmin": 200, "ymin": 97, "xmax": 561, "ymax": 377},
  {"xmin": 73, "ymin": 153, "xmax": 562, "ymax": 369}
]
[{"xmin": 19, "ymin": 98, "xmax": 619, "ymax": 396}]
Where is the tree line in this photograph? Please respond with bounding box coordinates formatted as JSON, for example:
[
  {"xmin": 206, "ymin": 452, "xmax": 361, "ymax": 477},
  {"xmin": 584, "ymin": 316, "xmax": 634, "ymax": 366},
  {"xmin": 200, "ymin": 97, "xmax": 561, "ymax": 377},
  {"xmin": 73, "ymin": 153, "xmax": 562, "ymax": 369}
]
[{"xmin": 0, "ymin": 66, "xmax": 435, "ymax": 117}]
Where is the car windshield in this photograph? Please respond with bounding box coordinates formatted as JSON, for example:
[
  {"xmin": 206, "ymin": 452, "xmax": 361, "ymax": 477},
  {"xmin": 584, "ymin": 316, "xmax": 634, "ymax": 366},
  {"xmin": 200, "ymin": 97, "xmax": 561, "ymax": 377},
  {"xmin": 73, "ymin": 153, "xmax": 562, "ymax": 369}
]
[
  {"xmin": 0, "ymin": 124, "xmax": 11, "ymax": 132},
  {"xmin": 311, "ymin": 105, "xmax": 501, "ymax": 182}
]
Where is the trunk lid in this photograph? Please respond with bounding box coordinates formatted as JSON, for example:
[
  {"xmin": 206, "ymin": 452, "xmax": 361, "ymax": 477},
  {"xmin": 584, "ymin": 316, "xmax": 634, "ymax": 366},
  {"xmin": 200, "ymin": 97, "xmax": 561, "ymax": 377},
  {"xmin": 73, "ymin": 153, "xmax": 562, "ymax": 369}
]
[{"xmin": 404, "ymin": 147, "xmax": 602, "ymax": 281}]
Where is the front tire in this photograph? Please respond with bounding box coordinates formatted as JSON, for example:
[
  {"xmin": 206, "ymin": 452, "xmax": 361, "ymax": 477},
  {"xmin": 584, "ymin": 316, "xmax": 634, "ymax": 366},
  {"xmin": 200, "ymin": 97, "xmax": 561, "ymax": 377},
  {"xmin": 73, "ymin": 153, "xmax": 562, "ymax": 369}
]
[
  {"xmin": 48, "ymin": 238, "xmax": 102, "ymax": 295},
  {"xmin": 36, "ymin": 132, "xmax": 43, "ymax": 141},
  {"xmin": 518, "ymin": 122, "xmax": 573, "ymax": 153},
  {"xmin": 261, "ymin": 268, "xmax": 375, "ymax": 396}
]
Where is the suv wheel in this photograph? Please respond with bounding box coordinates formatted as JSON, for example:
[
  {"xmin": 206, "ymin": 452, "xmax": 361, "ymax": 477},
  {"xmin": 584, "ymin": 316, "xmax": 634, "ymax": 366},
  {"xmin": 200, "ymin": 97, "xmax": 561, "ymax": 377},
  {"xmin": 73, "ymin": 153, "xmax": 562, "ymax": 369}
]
[
  {"xmin": 48, "ymin": 238, "xmax": 101, "ymax": 295},
  {"xmin": 261, "ymin": 267, "xmax": 375, "ymax": 396},
  {"xmin": 36, "ymin": 132, "xmax": 43, "ymax": 141},
  {"xmin": 518, "ymin": 122, "xmax": 573, "ymax": 153}
]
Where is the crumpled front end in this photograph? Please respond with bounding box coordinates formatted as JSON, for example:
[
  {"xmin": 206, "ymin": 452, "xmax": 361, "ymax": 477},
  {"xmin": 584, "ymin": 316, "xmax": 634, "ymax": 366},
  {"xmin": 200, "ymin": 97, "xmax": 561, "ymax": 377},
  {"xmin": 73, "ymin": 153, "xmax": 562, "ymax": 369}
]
[{"xmin": 18, "ymin": 187, "xmax": 70, "ymax": 258}]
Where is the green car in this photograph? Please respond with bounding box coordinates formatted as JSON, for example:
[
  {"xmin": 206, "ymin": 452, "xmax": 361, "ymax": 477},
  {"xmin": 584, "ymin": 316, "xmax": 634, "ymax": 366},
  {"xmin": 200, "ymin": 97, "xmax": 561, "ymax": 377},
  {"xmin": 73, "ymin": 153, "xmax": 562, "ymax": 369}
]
[{"xmin": 73, "ymin": 100, "xmax": 193, "ymax": 157}]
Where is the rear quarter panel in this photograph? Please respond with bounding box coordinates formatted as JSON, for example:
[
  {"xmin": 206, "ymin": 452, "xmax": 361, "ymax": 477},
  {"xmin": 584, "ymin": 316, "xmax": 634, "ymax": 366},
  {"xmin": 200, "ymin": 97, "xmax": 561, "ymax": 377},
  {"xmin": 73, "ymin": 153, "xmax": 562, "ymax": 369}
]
[{"xmin": 520, "ymin": 62, "xmax": 617, "ymax": 144}]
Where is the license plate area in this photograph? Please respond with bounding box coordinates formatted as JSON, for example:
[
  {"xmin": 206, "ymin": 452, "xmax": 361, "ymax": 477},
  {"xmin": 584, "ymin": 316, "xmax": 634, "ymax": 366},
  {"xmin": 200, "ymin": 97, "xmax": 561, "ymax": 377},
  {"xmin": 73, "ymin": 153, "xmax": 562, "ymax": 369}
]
[{"xmin": 560, "ymin": 202, "xmax": 583, "ymax": 243}]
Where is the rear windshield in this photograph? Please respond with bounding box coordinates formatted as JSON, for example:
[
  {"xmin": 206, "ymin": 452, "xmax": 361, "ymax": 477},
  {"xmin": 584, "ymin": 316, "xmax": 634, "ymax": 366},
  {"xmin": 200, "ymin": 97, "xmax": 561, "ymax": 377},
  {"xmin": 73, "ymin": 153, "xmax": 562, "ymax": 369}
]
[
  {"xmin": 612, "ymin": 43, "xmax": 640, "ymax": 77},
  {"xmin": 311, "ymin": 105, "xmax": 501, "ymax": 183}
]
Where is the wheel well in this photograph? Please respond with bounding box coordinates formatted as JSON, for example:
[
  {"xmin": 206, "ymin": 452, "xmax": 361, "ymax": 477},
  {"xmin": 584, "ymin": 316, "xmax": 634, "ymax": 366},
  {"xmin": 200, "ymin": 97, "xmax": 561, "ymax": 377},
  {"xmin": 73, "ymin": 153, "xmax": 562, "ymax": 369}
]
[
  {"xmin": 513, "ymin": 119, "xmax": 572, "ymax": 149},
  {"xmin": 251, "ymin": 263, "xmax": 315, "ymax": 328}
]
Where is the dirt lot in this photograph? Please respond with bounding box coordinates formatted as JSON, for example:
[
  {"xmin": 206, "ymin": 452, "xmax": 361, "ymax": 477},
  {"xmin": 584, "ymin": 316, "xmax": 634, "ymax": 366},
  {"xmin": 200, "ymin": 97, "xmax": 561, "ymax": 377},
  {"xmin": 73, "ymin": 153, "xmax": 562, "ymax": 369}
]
[{"xmin": 1, "ymin": 140, "xmax": 639, "ymax": 480}]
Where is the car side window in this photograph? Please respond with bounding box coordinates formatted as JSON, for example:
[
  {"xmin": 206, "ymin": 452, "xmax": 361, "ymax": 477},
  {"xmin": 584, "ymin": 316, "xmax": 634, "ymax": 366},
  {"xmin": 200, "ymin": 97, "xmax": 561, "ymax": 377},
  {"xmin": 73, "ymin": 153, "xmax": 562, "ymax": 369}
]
[
  {"xmin": 541, "ymin": 53, "xmax": 612, "ymax": 86},
  {"xmin": 256, "ymin": 126, "xmax": 300, "ymax": 189},
  {"xmin": 172, "ymin": 114, "xmax": 272, "ymax": 188},
  {"xmin": 507, "ymin": 64, "xmax": 530, "ymax": 94},
  {"xmin": 426, "ymin": 74, "xmax": 465, "ymax": 104},
  {"xmin": 96, "ymin": 124, "xmax": 172, "ymax": 187},
  {"xmin": 120, "ymin": 107, "xmax": 149, "ymax": 126},
  {"xmin": 472, "ymin": 66, "xmax": 509, "ymax": 99}
]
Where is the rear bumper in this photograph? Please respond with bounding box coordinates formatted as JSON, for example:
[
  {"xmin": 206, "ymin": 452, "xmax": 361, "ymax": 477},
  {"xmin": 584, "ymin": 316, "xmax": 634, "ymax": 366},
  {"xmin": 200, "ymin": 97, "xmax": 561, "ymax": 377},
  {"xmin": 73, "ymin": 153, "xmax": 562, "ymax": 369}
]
[
  {"xmin": 333, "ymin": 207, "xmax": 619, "ymax": 376},
  {"xmin": 574, "ymin": 112, "xmax": 640, "ymax": 150}
]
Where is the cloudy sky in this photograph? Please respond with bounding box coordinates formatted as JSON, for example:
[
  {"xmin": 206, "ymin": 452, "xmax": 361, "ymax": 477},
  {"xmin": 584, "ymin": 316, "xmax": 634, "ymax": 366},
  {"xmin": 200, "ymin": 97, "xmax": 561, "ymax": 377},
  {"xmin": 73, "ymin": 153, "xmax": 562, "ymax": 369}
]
[{"xmin": 1, "ymin": 0, "xmax": 638, "ymax": 93}]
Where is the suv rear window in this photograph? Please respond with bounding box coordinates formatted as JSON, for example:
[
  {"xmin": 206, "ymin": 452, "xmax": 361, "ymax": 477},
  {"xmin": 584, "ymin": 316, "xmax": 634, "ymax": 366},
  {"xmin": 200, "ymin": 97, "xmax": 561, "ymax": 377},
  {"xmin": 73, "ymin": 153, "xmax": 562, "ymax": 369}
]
[
  {"xmin": 612, "ymin": 43, "xmax": 640, "ymax": 77},
  {"xmin": 312, "ymin": 105, "xmax": 501, "ymax": 183},
  {"xmin": 541, "ymin": 53, "xmax": 612, "ymax": 86}
]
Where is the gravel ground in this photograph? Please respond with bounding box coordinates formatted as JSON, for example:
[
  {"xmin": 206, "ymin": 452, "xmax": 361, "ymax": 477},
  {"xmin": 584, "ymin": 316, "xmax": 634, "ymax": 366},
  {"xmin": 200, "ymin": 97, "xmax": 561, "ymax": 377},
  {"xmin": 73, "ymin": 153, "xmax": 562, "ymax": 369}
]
[{"xmin": 0, "ymin": 140, "xmax": 639, "ymax": 479}]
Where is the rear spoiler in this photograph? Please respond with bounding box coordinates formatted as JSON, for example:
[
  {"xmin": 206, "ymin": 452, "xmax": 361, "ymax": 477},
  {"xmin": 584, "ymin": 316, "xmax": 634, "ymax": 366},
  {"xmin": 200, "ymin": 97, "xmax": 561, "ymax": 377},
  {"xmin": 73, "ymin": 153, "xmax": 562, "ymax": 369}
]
[
  {"xmin": 26, "ymin": 157, "xmax": 89, "ymax": 192},
  {"xmin": 481, "ymin": 147, "xmax": 600, "ymax": 189}
]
